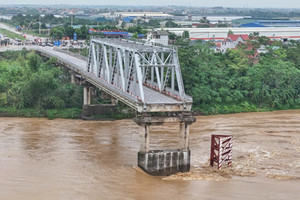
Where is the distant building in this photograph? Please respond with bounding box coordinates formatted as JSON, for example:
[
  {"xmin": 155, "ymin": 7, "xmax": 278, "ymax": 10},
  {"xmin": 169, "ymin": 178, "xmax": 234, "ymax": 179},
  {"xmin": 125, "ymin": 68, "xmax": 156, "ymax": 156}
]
[
  {"xmin": 240, "ymin": 20, "xmax": 300, "ymax": 28},
  {"xmin": 146, "ymin": 30, "xmax": 169, "ymax": 46},
  {"xmin": 219, "ymin": 34, "xmax": 249, "ymax": 53},
  {"xmin": 163, "ymin": 27, "xmax": 300, "ymax": 41},
  {"xmin": 124, "ymin": 23, "xmax": 135, "ymax": 28},
  {"xmin": 122, "ymin": 16, "xmax": 135, "ymax": 23},
  {"xmin": 103, "ymin": 12, "xmax": 173, "ymax": 20}
]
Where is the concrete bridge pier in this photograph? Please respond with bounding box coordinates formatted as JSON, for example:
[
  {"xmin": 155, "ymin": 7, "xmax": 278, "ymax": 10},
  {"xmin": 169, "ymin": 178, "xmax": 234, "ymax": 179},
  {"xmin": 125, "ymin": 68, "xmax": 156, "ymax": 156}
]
[
  {"xmin": 179, "ymin": 122, "xmax": 190, "ymax": 150},
  {"xmin": 70, "ymin": 71, "xmax": 76, "ymax": 84},
  {"xmin": 83, "ymin": 86, "xmax": 92, "ymax": 105},
  {"xmin": 134, "ymin": 114, "xmax": 196, "ymax": 176},
  {"xmin": 79, "ymin": 83, "xmax": 118, "ymax": 118},
  {"xmin": 111, "ymin": 97, "xmax": 118, "ymax": 105},
  {"xmin": 140, "ymin": 125, "xmax": 150, "ymax": 153}
]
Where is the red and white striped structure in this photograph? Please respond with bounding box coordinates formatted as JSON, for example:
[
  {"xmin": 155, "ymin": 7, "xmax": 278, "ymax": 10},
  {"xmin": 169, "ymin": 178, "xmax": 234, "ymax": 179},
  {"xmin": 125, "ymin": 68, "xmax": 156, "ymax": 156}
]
[{"xmin": 210, "ymin": 135, "xmax": 233, "ymax": 169}]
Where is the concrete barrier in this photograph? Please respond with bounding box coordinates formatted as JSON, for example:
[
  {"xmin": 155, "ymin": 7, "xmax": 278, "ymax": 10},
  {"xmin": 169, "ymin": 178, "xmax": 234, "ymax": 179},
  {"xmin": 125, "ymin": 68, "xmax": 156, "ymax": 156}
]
[{"xmin": 138, "ymin": 149, "xmax": 190, "ymax": 176}]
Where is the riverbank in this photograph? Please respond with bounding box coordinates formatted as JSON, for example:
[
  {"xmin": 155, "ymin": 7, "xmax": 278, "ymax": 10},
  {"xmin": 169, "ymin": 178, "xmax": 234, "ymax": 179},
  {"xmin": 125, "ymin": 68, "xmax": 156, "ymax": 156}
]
[
  {"xmin": 1, "ymin": 103, "xmax": 300, "ymax": 120},
  {"xmin": 193, "ymin": 102, "xmax": 300, "ymax": 115},
  {"xmin": 0, "ymin": 107, "xmax": 135, "ymax": 120},
  {"xmin": 0, "ymin": 107, "xmax": 82, "ymax": 119},
  {"xmin": 1, "ymin": 106, "xmax": 300, "ymax": 121}
]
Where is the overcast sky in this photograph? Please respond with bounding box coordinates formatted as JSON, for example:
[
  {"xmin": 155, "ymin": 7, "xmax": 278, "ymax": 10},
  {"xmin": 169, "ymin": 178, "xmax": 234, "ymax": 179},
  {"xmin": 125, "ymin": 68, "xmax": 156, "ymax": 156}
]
[{"xmin": 0, "ymin": 0, "xmax": 298, "ymax": 9}]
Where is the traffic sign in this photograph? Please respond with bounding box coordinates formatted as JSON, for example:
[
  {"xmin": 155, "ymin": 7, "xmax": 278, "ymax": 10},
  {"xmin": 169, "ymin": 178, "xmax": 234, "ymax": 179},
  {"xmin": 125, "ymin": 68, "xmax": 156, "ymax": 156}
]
[
  {"xmin": 53, "ymin": 41, "xmax": 61, "ymax": 46},
  {"xmin": 74, "ymin": 33, "xmax": 77, "ymax": 40}
]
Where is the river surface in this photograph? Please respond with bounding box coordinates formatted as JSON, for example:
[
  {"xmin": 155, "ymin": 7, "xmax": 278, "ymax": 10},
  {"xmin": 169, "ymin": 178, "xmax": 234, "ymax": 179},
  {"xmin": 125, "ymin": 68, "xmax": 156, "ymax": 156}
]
[{"xmin": 0, "ymin": 110, "xmax": 299, "ymax": 200}]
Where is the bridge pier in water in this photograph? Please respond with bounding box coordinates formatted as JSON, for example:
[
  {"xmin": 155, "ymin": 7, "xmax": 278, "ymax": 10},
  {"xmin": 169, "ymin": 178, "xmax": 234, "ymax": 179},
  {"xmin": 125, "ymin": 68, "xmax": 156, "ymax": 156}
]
[
  {"xmin": 77, "ymin": 80, "xmax": 118, "ymax": 118},
  {"xmin": 83, "ymin": 86, "xmax": 92, "ymax": 105},
  {"xmin": 134, "ymin": 113, "xmax": 195, "ymax": 176}
]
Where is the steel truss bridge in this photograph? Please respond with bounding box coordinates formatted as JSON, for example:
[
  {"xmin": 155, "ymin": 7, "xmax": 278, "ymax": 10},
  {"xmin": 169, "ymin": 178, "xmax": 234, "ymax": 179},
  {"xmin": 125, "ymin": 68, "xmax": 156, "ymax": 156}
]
[
  {"xmin": 1, "ymin": 38, "xmax": 193, "ymax": 113},
  {"xmin": 0, "ymin": 39, "xmax": 195, "ymax": 176}
]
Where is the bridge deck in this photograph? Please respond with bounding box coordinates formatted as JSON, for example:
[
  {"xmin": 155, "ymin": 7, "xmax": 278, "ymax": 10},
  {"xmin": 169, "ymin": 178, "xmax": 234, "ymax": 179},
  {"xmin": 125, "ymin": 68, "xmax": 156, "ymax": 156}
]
[
  {"xmin": 91, "ymin": 38, "xmax": 173, "ymax": 52},
  {"xmin": 0, "ymin": 46, "xmax": 191, "ymax": 112}
]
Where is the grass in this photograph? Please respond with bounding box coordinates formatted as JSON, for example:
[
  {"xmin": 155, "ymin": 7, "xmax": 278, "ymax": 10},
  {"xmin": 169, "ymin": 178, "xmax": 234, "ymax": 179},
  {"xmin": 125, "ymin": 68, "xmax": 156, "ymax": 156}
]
[
  {"xmin": 22, "ymin": 29, "xmax": 49, "ymax": 38},
  {"xmin": 0, "ymin": 107, "xmax": 82, "ymax": 119},
  {"xmin": 193, "ymin": 102, "xmax": 300, "ymax": 115},
  {"xmin": 0, "ymin": 28, "xmax": 25, "ymax": 41},
  {"xmin": 0, "ymin": 106, "xmax": 134, "ymax": 120},
  {"xmin": 45, "ymin": 108, "xmax": 82, "ymax": 119}
]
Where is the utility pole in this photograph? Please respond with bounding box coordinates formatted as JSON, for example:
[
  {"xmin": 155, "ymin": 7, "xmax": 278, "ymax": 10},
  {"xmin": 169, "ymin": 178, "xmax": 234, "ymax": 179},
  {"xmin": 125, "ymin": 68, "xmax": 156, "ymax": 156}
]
[
  {"xmin": 71, "ymin": 14, "xmax": 73, "ymax": 27},
  {"xmin": 39, "ymin": 15, "xmax": 41, "ymax": 35}
]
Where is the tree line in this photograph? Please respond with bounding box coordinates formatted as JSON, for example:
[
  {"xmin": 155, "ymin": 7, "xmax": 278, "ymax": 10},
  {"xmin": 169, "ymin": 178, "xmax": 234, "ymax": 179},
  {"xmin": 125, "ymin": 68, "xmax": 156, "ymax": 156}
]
[
  {"xmin": 177, "ymin": 39, "xmax": 300, "ymax": 114},
  {"xmin": 0, "ymin": 50, "xmax": 83, "ymax": 110}
]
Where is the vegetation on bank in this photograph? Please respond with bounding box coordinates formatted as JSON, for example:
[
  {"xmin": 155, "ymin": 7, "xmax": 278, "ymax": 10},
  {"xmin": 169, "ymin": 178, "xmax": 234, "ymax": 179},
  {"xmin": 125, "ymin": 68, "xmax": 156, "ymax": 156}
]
[
  {"xmin": 0, "ymin": 107, "xmax": 82, "ymax": 119},
  {"xmin": 177, "ymin": 39, "xmax": 300, "ymax": 114},
  {"xmin": 0, "ymin": 50, "xmax": 135, "ymax": 119},
  {"xmin": 0, "ymin": 49, "xmax": 83, "ymax": 119}
]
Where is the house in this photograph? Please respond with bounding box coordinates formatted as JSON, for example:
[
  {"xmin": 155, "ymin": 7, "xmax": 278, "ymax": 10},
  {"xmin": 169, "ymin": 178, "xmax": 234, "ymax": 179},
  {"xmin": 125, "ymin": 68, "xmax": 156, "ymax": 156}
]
[
  {"xmin": 146, "ymin": 30, "xmax": 169, "ymax": 46},
  {"xmin": 219, "ymin": 34, "xmax": 249, "ymax": 53}
]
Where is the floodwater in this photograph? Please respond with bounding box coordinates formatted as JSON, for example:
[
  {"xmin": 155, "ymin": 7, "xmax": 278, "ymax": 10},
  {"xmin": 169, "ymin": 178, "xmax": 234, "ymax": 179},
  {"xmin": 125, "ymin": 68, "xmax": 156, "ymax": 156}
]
[{"xmin": 0, "ymin": 110, "xmax": 299, "ymax": 200}]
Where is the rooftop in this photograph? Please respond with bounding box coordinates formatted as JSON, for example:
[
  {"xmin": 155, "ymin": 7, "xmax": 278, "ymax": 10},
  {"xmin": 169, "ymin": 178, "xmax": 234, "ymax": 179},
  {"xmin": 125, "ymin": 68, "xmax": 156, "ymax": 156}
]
[{"xmin": 228, "ymin": 34, "xmax": 249, "ymax": 41}]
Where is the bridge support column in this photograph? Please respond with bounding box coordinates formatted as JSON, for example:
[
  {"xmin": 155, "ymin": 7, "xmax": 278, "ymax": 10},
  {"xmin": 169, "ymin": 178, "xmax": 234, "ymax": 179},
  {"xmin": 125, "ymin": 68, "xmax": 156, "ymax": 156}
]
[
  {"xmin": 70, "ymin": 73, "xmax": 76, "ymax": 84},
  {"xmin": 180, "ymin": 122, "xmax": 190, "ymax": 150},
  {"xmin": 83, "ymin": 86, "xmax": 91, "ymax": 105},
  {"xmin": 111, "ymin": 97, "xmax": 118, "ymax": 105},
  {"xmin": 140, "ymin": 125, "xmax": 150, "ymax": 153},
  {"xmin": 134, "ymin": 113, "xmax": 196, "ymax": 176},
  {"xmin": 82, "ymin": 87, "xmax": 120, "ymax": 119}
]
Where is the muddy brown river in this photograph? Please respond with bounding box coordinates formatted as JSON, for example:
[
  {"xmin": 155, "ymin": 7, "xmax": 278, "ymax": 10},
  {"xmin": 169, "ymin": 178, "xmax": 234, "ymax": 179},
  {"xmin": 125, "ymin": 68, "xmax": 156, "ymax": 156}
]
[{"xmin": 0, "ymin": 110, "xmax": 299, "ymax": 199}]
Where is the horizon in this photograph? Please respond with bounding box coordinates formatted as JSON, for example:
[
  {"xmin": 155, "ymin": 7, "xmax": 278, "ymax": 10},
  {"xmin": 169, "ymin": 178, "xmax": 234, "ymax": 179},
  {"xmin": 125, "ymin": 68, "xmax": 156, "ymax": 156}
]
[
  {"xmin": 0, "ymin": 5, "xmax": 299, "ymax": 10},
  {"xmin": 0, "ymin": 0, "xmax": 300, "ymax": 9}
]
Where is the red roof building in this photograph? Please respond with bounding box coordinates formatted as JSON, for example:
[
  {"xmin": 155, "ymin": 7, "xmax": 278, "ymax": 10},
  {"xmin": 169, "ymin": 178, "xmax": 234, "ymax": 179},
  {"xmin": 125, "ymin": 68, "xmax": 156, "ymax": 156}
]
[
  {"xmin": 228, "ymin": 34, "xmax": 249, "ymax": 41},
  {"xmin": 218, "ymin": 34, "xmax": 250, "ymax": 53}
]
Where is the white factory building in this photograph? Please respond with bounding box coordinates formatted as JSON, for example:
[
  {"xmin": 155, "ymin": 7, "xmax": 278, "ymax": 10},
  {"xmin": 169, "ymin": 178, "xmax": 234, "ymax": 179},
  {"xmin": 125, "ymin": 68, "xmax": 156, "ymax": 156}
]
[
  {"xmin": 161, "ymin": 27, "xmax": 300, "ymax": 41},
  {"xmin": 103, "ymin": 12, "xmax": 173, "ymax": 19}
]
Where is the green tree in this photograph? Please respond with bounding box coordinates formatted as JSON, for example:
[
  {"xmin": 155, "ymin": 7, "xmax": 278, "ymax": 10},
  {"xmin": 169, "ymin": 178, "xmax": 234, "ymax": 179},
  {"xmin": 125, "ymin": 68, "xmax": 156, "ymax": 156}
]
[
  {"xmin": 132, "ymin": 32, "xmax": 138, "ymax": 39},
  {"xmin": 27, "ymin": 52, "xmax": 42, "ymax": 72},
  {"xmin": 65, "ymin": 26, "xmax": 75, "ymax": 38},
  {"xmin": 50, "ymin": 27, "xmax": 65, "ymax": 40},
  {"xmin": 182, "ymin": 30, "xmax": 189, "ymax": 39},
  {"xmin": 74, "ymin": 28, "xmax": 82, "ymax": 39},
  {"xmin": 80, "ymin": 25, "xmax": 88, "ymax": 39},
  {"xmin": 227, "ymin": 29, "xmax": 234, "ymax": 36},
  {"xmin": 165, "ymin": 20, "xmax": 179, "ymax": 28}
]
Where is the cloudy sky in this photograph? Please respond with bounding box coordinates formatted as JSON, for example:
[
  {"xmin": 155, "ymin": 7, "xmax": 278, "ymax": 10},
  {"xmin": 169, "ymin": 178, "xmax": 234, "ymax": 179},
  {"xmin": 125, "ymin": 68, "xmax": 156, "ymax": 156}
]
[{"xmin": 0, "ymin": 0, "xmax": 298, "ymax": 8}]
